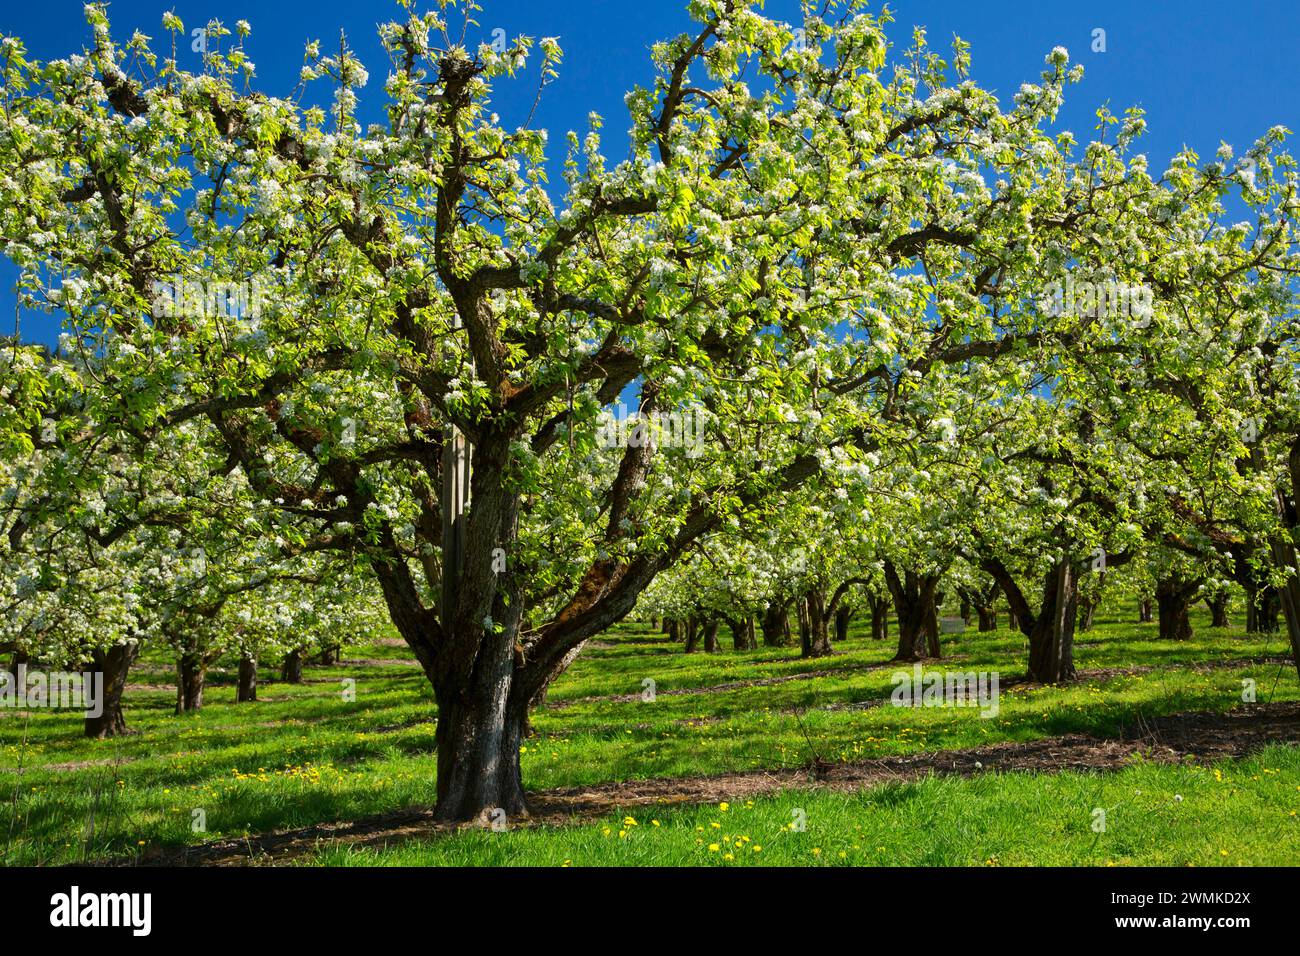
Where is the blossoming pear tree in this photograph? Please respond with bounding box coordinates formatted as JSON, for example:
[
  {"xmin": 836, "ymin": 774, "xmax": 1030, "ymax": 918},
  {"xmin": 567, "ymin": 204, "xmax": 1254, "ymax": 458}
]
[{"xmin": 3, "ymin": 0, "xmax": 1298, "ymax": 821}]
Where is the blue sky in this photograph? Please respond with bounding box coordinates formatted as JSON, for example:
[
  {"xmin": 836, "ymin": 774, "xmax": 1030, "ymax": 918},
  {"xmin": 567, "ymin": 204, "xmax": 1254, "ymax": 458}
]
[{"xmin": 3, "ymin": 0, "xmax": 1298, "ymax": 346}]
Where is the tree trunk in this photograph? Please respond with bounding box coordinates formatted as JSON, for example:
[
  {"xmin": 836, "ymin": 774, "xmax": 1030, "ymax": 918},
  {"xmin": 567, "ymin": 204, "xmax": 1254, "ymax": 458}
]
[
  {"xmin": 1027, "ymin": 561, "xmax": 1078, "ymax": 683},
  {"xmin": 977, "ymin": 605, "xmax": 997, "ymax": 631},
  {"xmin": 884, "ymin": 563, "xmax": 939, "ymax": 662},
  {"xmin": 174, "ymin": 653, "xmax": 207, "ymax": 715},
  {"xmin": 433, "ymin": 685, "xmax": 528, "ymax": 825},
  {"xmin": 1155, "ymin": 576, "xmax": 1199, "ymax": 641},
  {"xmin": 317, "ymin": 645, "xmax": 339, "ymax": 665},
  {"xmin": 237, "ymin": 654, "xmax": 258, "ymax": 703},
  {"xmin": 1138, "ymin": 598, "xmax": 1153, "ymax": 623},
  {"xmin": 683, "ymin": 616, "xmax": 700, "ymax": 653},
  {"xmin": 1269, "ymin": 446, "xmax": 1300, "ymax": 681},
  {"xmin": 1206, "ymin": 593, "xmax": 1230, "ymax": 628},
  {"xmin": 923, "ymin": 591, "xmax": 941, "ymax": 658},
  {"xmin": 1076, "ymin": 597, "xmax": 1096, "ymax": 633},
  {"xmin": 890, "ymin": 582, "xmax": 927, "ymax": 661},
  {"xmin": 5, "ymin": 647, "xmax": 27, "ymax": 680},
  {"xmin": 729, "ymin": 616, "xmax": 755, "ymax": 651},
  {"xmin": 800, "ymin": 589, "xmax": 832, "ymax": 658},
  {"xmin": 1259, "ymin": 587, "xmax": 1281, "ymax": 632},
  {"xmin": 702, "ymin": 619, "xmax": 720, "ymax": 653},
  {"xmin": 85, "ymin": 643, "xmax": 136, "ymax": 738},
  {"xmin": 869, "ymin": 593, "xmax": 890, "ymax": 641},
  {"xmin": 280, "ymin": 649, "xmax": 304, "ymax": 683},
  {"xmin": 833, "ymin": 603, "xmax": 853, "ymax": 643},
  {"xmin": 959, "ymin": 595, "xmax": 972, "ymax": 626},
  {"xmin": 761, "ymin": 601, "xmax": 787, "ymax": 646}
]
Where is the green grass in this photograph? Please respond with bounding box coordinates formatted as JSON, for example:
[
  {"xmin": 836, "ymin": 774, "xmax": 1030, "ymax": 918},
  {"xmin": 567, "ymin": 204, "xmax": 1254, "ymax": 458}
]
[
  {"xmin": 309, "ymin": 745, "xmax": 1300, "ymax": 867},
  {"xmin": 1, "ymin": 604, "xmax": 1297, "ymax": 865}
]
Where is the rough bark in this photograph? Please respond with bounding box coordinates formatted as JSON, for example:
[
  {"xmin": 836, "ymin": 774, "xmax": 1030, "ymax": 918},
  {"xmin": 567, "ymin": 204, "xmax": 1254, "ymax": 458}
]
[
  {"xmin": 729, "ymin": 616, "xmax": 756, "ymax": 651},
  {"xmin": 701, "ymin": 618, "xmax": 720, "ymax": 654},
  {"xmin": 683, "ymin": 616, "xmax": 700, "ymax": 653},
  {"xmin": 923, "ymin": 590, "xmax": 942, "ymax": 658},
  {"xmin": 280, "ymin": 649, "xmax": 305, "ymax": 684},
  {"xmin": 174, "ymin": 652, "xmax": 208, "ymax": 715},
  {"xmin": 237, "ymin": 654, "xmax": 258, "ymax": 703},
  {"xmin": 800, "ymin": 589, "xmax": 832, "ymax": 658},
  {"xmin": 85, "ymin": 643, "xmax": 137, "ymax": 738},
  {"xmin": 833, "ymin": 603, "xmax": 853, "ymax": 644},
  {"xmin": 884, "ymin": 563, "xmax": 940, "ymax": 661},
  {"xmin": 1155, "ymin": 575, "xmax": 1201, "ymax": 641},
  {"xmin": 980, "ymin": 555, "xmax": 1078, "ymax": 682},
  {"xmin": 1206, "ymin": 593, "xmax": 1230, "ymax": 628},
  {"xmin": 1026, "ymin": 561, "xmax": 1079, "ymax": 683},
  {"xmin": 433, "ymin": 685, "xmax": 528, "ymax": 824},
  {"xmin": 868, "ymin": 592, "xmax": 890, "ymax": 641},
  {"xmin": 1138, "ymin": 598, "xmax": 1153, "ymax": 623},
  {"xmin": 761, "ymin": 600, "xmax": 789, "ymax": 647}
]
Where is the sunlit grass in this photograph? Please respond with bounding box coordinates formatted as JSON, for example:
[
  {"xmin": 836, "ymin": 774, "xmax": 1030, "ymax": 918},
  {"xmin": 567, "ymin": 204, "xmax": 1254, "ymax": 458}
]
[{"xmin": 0, "ymin": 602, "xmax": 1296, "ymax": 864}]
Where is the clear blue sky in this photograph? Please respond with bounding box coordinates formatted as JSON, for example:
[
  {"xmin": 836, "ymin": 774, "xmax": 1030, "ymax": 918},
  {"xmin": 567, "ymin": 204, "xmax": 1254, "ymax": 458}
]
[{"xmin": 3, "ymin": 0, "xmax": 1298, "ymax": 346}]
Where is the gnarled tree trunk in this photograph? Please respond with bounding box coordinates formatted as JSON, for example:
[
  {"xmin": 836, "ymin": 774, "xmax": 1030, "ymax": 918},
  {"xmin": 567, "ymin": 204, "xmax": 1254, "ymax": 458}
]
[
  {"xmin": 981, "ymin": 555, "xmax": 1080, "ymax": 682},
  {"xmin": 923, "ymin": 590, "xmax": 941, "ymax": 658},
  {"xmin": 1026, "ymin": 561, "xmax": 1079, "ymax": 683},
  {"xmin": 800, "ymin": 589, "xmax": 832, "ymax": 658},
  {"xmin": 682, "ymin": 616, "xmax": 700, "ymax": 653},
  {"xmin": 175, "ymin": 652, "xmax": 209, "ymax": 715},
  {"xmin": 1155, "ymin": 575, "xmax": 1200, "ymax": 641},
  {"xmin": 85, "ymin": 643, "xmax": 137, "ymax": 738},
  {"xmin": 729, "ymin": 616, "xmax": 756, "ymax": 651},
  {"xmin": 433, "ymin": 680, "xmax": 528, "ymax": 824},
  {"xmin": 884, "ymin": 563, "xmax": 940, "ymax": 662},
  {"xmin": 701, "ymin": 618, "xmax": 720, "ymax": 653}
]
